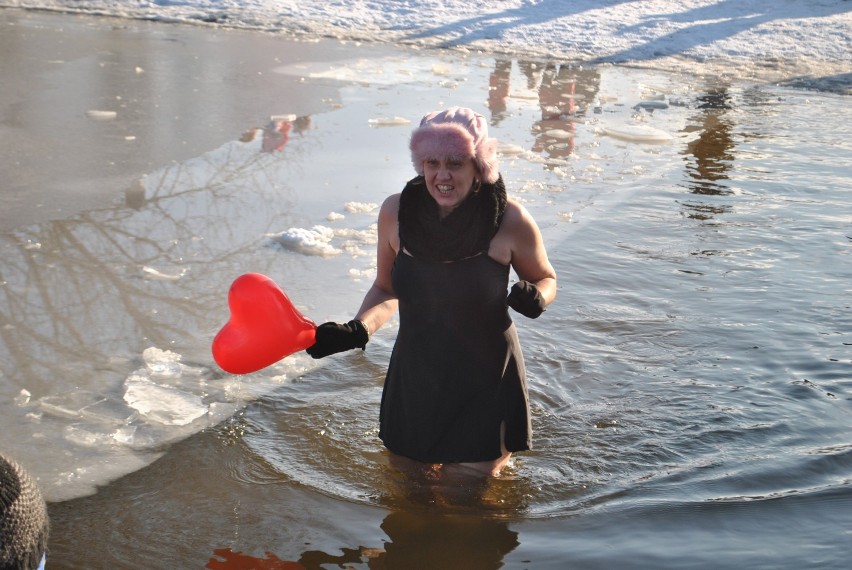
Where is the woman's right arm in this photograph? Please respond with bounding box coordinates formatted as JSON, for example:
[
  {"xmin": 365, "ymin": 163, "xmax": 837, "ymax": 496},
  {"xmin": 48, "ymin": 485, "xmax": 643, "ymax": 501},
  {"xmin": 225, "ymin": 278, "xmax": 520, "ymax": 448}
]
[
  {"xmin": 354, "ymin": 194, "xmax": 400, "ymax": 335},
  {"xmin": 306, "ymin": 194, "xmax": 400, "ymax": 359}
]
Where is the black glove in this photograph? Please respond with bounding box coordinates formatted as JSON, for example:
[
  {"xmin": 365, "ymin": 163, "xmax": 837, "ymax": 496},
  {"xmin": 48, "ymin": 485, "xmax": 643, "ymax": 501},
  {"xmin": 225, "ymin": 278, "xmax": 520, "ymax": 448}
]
[
  {"xmin": 507, "ymin": 281, "xmax": 546, "ymax": 319},
  {"xmin": 306, "ymin": 319, "xmax": 369, "ymax": 359}
]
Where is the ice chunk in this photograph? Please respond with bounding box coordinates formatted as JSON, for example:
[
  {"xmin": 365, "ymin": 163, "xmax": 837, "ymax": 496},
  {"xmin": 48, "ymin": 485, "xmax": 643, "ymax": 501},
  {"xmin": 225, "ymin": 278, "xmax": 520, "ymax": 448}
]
[
  {"xmin": 367, "ymin": 116, "xmax": 411, "ymax": 127},
  {"xmin": 141, "ymin": 266, "xmax": 187, "ymax": 281},
  {"xmin": 602, "ymin": 125, "xmax": 673, "ymax": 143},
  {"xmin": 344, "ymin": 202, "xmax": 378, "ymax": 214},
  {"xmin": 348, "ymin": 267, "xmax": 375, "ymax": 280},
  {"xmin": 86, "ymin": 110, "xmax": 117, "ymax": 120},
  {"xmin": 633, "ymin": 101, "xmax": 669, "ymax": 111},
  {"xmin": 143, "ymin": 347, "xmax": 183, "ymax": 377},
  {"xmin": 112, "ymin": 425, "xmax": 138, "ymax": 445},
  {"xmin": 79, "ymin": 397, "xmax": 138, "ymax": 425},
  {"xmin": 123, "ymin": 376, "xmax": 208, "ymax": 426},
  {"xmin": 273, "ymin": 226, "xmax": 341, "ymax": 257},
  {"xmin": 39, "ymin": 391, "xmax": 102, "ymax": 419},
  {"xmin": 544, "ymin": 129, "xmax": 573, "ymax": 139},
  {"xmin": 14, "ymin": 389, "xmax": 31, "ymax": 407},
  {"xmin": 208, "ymin": 402, "xmax": 240, "ymax": 425},
  {"xmin": 63, "ymin": 423, "xmax": 117, "ymax": 447},
  {"xmin": 333, "ymin": 225, "xmax": 377, "ymax": 243},
  {"xmin": 498, "ymin": 143, "xmax": 526, "ymax": 156}
]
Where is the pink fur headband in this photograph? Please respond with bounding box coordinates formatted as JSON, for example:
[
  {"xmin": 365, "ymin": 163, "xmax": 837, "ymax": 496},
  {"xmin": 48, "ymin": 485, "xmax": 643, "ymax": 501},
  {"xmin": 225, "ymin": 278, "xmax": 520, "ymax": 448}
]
[{"xmin": 409, "ymin": 106, "xmax": 499, "ymax": 184}]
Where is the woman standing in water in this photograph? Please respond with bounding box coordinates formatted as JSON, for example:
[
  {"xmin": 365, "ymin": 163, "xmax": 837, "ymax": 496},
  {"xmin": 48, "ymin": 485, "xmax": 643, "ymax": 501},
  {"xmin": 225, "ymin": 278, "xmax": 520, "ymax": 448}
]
[{"xmin": 307, "ymin": 107, "xmax": 557, "ymax": 476}]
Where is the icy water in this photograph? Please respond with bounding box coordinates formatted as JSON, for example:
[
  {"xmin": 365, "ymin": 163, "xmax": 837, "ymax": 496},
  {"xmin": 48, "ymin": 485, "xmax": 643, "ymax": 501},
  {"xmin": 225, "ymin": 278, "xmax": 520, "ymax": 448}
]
[{"xmin": 1, "ymin": 11, "xmax": 851, "ymax": 570}]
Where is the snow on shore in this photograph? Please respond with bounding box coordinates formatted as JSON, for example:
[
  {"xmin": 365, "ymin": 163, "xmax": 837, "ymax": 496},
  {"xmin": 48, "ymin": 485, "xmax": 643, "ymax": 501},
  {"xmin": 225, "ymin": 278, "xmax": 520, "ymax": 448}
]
[{"xmin": 4, "ymin": 1, "xmax": 851, "ymax": 83}]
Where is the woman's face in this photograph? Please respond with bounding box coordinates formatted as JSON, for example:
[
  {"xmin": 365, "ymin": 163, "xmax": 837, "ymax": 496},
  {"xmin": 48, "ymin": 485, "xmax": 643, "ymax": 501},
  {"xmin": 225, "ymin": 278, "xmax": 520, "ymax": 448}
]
[{"xmin": 423, "ymin": 156, "xmax": 480, "ymax": 217}]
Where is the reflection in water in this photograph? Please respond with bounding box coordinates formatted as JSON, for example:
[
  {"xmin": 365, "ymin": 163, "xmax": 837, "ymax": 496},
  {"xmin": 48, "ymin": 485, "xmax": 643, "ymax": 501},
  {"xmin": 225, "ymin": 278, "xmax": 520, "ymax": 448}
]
[
  {"xmin": 487, "ymin": 59, "xmax": 512, "ymax": 125},
  {"xmin": 208, "ymin": 465, "xmax": 520, "ymax": 570},
  {"xmin": 374, "ymin": 511, "xmax": 518, "ymax": 569},
  {"xmin": 680, "ymin": 87, "xmax": 736, "ymax": 219},
  {"xmin": 241, "ymin": 116, "xmax": 313, "ymax": 154},
  {"xmin": 208, "ymin": 511, "xmax": 518, "ymax": 570},
  {"xmin": 1, "ymin": 129, "xmax": 302, "ymax": 389},
  {"xmin": 530, "ymin": 63, "xmax": 600, "ymax": 162},
  {"xmin": 0, "ymin": 118, "xmax": 326, "ymax": 499},
  {"xmin": 485, "ymin": 60, "xmax": 601, "ymax": 163},
  {"xmin": 208, "ymin": 549, "xmax": 303, "ymax": 570}
]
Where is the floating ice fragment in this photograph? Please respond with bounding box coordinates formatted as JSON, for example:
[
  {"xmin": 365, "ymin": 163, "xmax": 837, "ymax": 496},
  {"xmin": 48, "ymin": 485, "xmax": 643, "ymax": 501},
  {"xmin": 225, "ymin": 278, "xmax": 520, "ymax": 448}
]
[
  {"xmin": 39, "ymin": 391, "xmax": 102, "ymax": 419},
  {"xmin": 344, "ymin": 202, "xmax": 378, "ymax": 214},
  {"xmin": 619, "ymin": 165, "xmax": 648, "ymax": 175},
  {"xmin": 112, "ymin": 425, "xmax": 137, "ymax": 445},
  {"xmin": 86, "ymin": 110, "xmax": 117, "ymax": 120},
  {"xmin": 208, "ymin": 402, "xmax": 240, "ymax": 425},
  {"xmin": 141, "ymin": 266, "xmax": 187, "ymax": 281},
  {"xmin": 348, "ymin": 268, "xmax": 375, "ymax": 280},
  {"xmin": 498, "ymin": 143, "xmax": 526, "ymax": 156},
  {"xmin": 334, "ymin": 226, "xmax": 377, "ymax": 242},
  {"xmin": 602, "ymin": 125, "xmax": 673, "ymax": 143},
  {"xmin": 123, "ymin": 376, "xmax": 208, "ymax": 426},
  {"xmin": 633, "ymin": 101, "xmax": 669, "ymax": 111},
  {"xmin": 544, "ymin": 129, "xmax": 573, "ymax": 139},
  {"xmin": 79, "ymin": 397, "xmax": 137, "ymax": 425},
  {"xmin": 143, "ymin": 347, "xmax": 183, "ymax": 377},
  {"xmin": 273, "ymin": 226, "xmax": 340, "ymax": 257},
  {"xmin": 367, "ymin": 116, "xmax": 411, "ymax": 127},
  {"xmin": 64, "ymin": 423, "xmax": 116, "ymax": 447},
  {"xmin": 15, "ymin": 389, "xmax": 31, "ymax": 407}
]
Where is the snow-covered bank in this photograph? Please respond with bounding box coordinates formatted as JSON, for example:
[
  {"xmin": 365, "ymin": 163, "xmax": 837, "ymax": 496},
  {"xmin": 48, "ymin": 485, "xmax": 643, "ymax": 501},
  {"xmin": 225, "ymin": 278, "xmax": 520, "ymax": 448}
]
[{"xmin": 4, "ymin": 1, "xmax": 851, "ymax": 88}]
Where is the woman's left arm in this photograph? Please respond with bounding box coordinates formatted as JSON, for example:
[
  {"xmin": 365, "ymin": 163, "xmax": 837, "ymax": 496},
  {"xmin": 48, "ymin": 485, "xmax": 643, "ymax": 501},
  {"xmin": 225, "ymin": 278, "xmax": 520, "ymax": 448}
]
[{"xmin": 507, "ymin": 200, "xmax": 557, "ymax": 308}]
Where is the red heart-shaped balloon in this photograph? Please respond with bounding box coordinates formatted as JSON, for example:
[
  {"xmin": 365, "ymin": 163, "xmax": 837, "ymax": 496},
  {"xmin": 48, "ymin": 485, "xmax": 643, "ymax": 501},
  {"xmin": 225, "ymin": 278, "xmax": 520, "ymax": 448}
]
[{"xmin": 212, "ymin": 273, "xmax": 317, "ymax": 374}]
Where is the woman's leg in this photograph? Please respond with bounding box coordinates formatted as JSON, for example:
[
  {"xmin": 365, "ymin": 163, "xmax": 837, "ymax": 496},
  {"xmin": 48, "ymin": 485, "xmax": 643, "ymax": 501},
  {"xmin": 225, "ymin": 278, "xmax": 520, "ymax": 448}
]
[
  {"xmin": 387, "ymin": 422, "xmax": 513, "ymax": 478},
  {"xmin": 452, "ymin": 421, "xmax": 512, "ymax": 477}
]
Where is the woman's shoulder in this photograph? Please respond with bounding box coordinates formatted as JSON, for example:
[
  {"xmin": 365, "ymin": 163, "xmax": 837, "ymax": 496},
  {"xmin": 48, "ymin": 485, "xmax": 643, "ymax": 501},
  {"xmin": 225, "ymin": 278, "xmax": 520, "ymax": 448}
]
[
  {"xmin": 380, "ymin": 193, "xmax": 401, "ymax": 217},
  {"xmin": 501, "ymin": 196, "xmax": 535, "ymax": 228},
  {"xmin": 382, "ymin": 193, "xmax": 401, "ymax": 208}
]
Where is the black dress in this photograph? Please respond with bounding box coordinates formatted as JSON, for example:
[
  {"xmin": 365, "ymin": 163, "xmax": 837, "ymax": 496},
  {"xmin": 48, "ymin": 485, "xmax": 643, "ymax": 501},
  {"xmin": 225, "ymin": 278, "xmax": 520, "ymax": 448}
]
[{"xmin": 378, "ymin": 251, "xmax": 532, "ymax": 463}]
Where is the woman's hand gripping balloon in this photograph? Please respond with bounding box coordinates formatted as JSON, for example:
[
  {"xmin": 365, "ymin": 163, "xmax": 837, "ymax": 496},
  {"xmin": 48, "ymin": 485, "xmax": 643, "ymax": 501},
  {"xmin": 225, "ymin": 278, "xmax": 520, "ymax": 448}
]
[{"xmin": 306, "ymin": 320, "xmax": 369, "ymax": 359}]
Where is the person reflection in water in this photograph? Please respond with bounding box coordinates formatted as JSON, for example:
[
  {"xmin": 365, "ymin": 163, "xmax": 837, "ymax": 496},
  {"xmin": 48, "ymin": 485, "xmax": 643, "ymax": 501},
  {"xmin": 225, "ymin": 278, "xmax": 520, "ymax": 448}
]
[
  {"xmin": 240, "ymin": 116, "xmax": 312, "ymax": 154},
  {"xmin": 261, "ymin": 120, "xmax": 291, "ymax": 153},
  {"xmin": 306, "ymin": 106, "xmax": 557, "ymax": 478},
  {"xmin": 487, "ymin": 59, "xmax": 513, "ymax": 125},
  {"xmin": 207, "ymin": 510, "xmax": 519, "ymax": 569},
  {"xmin": 684, "ymin": 88, "xmax": 735, "ymax": 195}
]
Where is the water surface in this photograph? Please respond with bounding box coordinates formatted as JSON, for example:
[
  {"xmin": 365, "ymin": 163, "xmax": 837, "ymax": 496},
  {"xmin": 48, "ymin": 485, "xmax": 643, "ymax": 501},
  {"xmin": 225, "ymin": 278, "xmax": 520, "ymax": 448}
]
[{"xmin": 1, "ymin": 10, "xmax": 850, "ymax": 569}]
